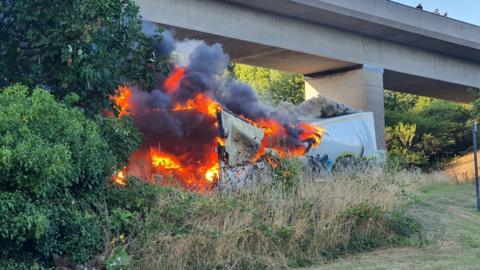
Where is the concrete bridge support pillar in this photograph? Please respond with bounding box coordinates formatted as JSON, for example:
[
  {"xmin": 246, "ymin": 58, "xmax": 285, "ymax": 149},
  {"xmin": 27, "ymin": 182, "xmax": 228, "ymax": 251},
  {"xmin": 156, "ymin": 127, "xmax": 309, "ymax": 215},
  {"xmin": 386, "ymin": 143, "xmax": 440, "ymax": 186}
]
[{"xmin": 305, "ymin": 65, "xmax": 386, "ymax": 153}]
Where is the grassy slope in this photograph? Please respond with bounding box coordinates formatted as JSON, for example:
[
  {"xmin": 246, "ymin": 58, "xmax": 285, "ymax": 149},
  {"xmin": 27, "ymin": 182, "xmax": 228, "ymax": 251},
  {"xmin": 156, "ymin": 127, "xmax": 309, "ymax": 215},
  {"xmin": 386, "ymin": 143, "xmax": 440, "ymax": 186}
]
[
  {"xmin": 444, "ymin": 152, "xmax": 474, "ymax": 183},
  {"xmin": 308, "ymin": 183, "xmax": 480, "ymax": 270}
]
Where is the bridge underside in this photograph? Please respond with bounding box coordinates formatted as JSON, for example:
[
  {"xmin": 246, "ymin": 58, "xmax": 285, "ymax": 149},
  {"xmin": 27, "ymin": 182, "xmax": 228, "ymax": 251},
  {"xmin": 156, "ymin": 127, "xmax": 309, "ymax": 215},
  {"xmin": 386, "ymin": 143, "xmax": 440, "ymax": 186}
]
[
  {"xmin": 138, "ymin": 0, "xmax": 480, "ymax": 152},
  {"xmin": 168, "ymin": 26, "xmax": 473, "ymax": 103}
]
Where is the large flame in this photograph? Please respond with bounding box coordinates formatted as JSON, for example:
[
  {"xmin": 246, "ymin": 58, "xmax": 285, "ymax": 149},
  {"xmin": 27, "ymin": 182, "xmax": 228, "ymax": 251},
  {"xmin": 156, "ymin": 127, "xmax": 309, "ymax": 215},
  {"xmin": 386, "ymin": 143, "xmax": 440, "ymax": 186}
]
[
  {"xmin": 111, "ymin": 66, "xmax": 324, "ymax": 191},
  {"xmin": 114, "ymin": 85, "xmax": 132, "ymax": 118},
  {"xmin": 164, "ymin": 67, "xmax": 185, "ymax": 94}
]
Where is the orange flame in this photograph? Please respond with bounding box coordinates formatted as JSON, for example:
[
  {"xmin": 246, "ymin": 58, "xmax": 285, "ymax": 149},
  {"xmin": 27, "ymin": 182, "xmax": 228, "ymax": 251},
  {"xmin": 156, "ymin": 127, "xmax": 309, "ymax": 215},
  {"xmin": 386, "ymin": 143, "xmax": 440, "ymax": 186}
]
[
  {"xmin": 164, "ymin": 67, "xmax": 185, "ymax": 94},
  {"xmin": 298, "ymin": 122, "xmax": 324, "ymax": 146},
  {"xmin": 205, "ymin": 163, "xmax": 220, "ymax": 182},
  {"xmin": 112, "ymin": 167, "xmax": 127, "ymax": 186},
  {"xmin": 151, "ymin": 148, "xmax": 182, "ymax": 170},
  {"xmin": 172, "ymin": 94, "xmax": 220, "ymax": 117},
  {"xmin": 248, "ymin": 118, "xmax": 325, "ymax": 158},
  {"xmin": 112, "ymin": 85, "xmax": 132, "ymax": 117},
  {"xmin": 110, "ymin": 83, "xmax": 323, "ymax": 191}
]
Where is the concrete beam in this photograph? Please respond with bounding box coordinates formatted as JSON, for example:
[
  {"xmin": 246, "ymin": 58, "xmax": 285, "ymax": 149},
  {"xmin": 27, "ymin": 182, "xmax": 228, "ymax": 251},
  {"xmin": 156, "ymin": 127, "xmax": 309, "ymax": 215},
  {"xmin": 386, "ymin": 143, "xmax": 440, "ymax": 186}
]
[
  {"xmin": 305, "ymin": 66, "xmax": 386, "ymax": 151},
  {"xmin": 137, "ymin": 0, "xmax": 480, "ymax": 97},
  {"xmin": 225, "ymin": 0, "xmax": 480, "ymax": 62}
]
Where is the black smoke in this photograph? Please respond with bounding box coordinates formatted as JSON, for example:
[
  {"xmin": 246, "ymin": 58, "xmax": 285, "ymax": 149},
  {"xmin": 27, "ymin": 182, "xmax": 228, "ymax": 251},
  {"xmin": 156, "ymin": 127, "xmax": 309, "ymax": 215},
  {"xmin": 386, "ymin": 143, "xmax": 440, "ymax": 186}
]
[{"xmin": 127, "ymin": 29, "xmax": 305, "ymax": 148}]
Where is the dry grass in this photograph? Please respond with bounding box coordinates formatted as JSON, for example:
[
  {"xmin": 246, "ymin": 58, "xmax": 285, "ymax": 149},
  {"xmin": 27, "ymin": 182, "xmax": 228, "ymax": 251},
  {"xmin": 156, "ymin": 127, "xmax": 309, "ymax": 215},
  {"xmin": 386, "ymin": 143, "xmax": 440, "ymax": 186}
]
[
  {"xmin": 308, "ymin": 176, "xmax": 480, "ymax": 270},
  {"xmin": 128, "ymin": 163, "xmax": 425, "ymax": 270},
  {"xmin": 444, "ymin": 152, "xmax": 475, "ymax": 183}
]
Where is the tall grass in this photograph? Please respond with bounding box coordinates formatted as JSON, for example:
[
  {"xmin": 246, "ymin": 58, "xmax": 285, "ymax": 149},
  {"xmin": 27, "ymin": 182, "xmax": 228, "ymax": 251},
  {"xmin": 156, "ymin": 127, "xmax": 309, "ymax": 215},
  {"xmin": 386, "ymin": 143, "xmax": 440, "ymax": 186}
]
[{"xmin": 127, "ymin": 161, "xmax": 424, "ymax": 270}]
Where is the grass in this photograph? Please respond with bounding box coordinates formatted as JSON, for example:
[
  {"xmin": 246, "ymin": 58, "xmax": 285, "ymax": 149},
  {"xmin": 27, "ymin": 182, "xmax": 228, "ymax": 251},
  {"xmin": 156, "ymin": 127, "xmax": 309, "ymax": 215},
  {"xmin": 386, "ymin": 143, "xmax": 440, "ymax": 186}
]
[
  {"xmin": 124, "ymin": 161, "xmax": 423, "ymax": 270},
  {"xmin": 307, "ymin": 180, "xmax": 480, "ymax": 270}
]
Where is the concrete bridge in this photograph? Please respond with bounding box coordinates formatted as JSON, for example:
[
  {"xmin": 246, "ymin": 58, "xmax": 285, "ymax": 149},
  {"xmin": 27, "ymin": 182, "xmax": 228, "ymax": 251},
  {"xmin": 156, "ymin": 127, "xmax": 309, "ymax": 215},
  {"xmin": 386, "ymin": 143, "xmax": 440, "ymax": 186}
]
[{"xmin": 136, "ymin": 0, "xmax": 480, "ymax": 151}]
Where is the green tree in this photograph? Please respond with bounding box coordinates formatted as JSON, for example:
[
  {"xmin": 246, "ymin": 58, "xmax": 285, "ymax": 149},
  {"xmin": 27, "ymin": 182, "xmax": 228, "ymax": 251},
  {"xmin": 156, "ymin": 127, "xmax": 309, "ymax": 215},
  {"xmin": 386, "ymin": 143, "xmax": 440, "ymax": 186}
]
[
  {"xmin": 386, "ymin": 96, "xmax": 471, "ymax": 167},
  {"xmin": 0, "ymin": 85, "xmax": 141, "ymax": 267},
  {"xmin": 386, "ymin": 123, "xmax": 427, "ymax": 166},
  {"xmin": 232, "ymin": 63, "xmax": 305, "ymax": 105},
  {"xmin": 0, "ymin": 0, "xmax": 168, "ymax": 114},
  {"xmin": 384, "ymin": 90, "xmax": 419, "ymax": 112}
]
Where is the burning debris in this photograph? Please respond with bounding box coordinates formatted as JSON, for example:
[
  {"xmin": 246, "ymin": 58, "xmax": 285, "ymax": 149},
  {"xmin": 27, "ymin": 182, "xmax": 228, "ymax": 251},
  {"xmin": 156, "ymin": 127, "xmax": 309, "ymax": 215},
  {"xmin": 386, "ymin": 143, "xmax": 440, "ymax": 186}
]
[
  {"xmin": 219, "ymin": 109, "xmax": 264, "ymax": 167},
  {"xmin": 111, "ymin": 33, "xmax": 324, "ymax": 191}
]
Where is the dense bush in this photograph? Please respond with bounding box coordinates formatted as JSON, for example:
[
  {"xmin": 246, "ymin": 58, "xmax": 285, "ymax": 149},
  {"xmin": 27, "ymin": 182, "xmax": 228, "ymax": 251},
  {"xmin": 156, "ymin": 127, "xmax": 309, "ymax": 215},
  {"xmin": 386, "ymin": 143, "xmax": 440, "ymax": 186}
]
[
  {"xmin": 105, "ymin": 177, "xmax": 163, "ymax": 235},
  {"xmin": 0, "ymin": 0, "xmax": 168, "ymax": 113},
  {"xmin": 385, "ymin": 90, "xmax": 471, "ymax": 168},
  {"xmin": 0, "ymin": 85, "xmax": 140, "ymax": 267}
]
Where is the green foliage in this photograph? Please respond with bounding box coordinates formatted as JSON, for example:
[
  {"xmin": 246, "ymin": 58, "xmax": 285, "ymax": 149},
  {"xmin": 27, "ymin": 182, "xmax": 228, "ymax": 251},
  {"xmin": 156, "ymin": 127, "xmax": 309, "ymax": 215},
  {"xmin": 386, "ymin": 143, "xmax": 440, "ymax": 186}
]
[
  {"xmin": 386, "ymin": 123, "xmax": 427, "ymax": 166},
  {"xmin": 0, "ymin": 259, "xmax": 47, "ymax": 270},
  {"xmin": 385, "ymin": 90, "xmax": 419, "ymax": 112},
  {"xmin": 388, "ymin": 209, "xmax": 420, "ymax": 237},
  {"xmin": 468, "ymin": 88, "xmax": 480, "ymax": 119},
  {"xmin": 0, "ymin": 192, "xmax": 49, "ymax": 248},
  {"xmin": 0, "ymin": 0, "xmax": 168, "ymax": 114},
  {"xmin": 385, "ymin": 91, "xmax": 471, "ymax": 168},
  {"xmin": 106, "ymin": 246, "xmax": 131, "ymax": 270},
  {"xmin": 336, "ymin": 202, "xmax": 420, "ymax": 254},
  {"xmin": 340, "ymin": 202, "xmax": 383, "ymax": 221},
  {"xmin": 105, "ymin": 177, "xmax": 162, "ymax": 235},
  {"xmin": 37, "ymin": 205, "xmax": 105, "ymax": 264},
  {"xmin": 140, "ymin": 186, "xmax": 199, "ymax": 236},
  {"xmin": 232, "ymin": 63, "xmax": 305, "ymax": 105},
  {"xmin": 332, "ymin": 153, "xmax": 378, "ymax": 172},
  {"xmin": 0, "ymin": 85, "xmax": 114, "ymax": 198},
  {"xmin": 0, "ymin": 85, "xmax": 140, "ymax": 267},
  {"xmin": 270, "ymin": 157, "xmax": 303, "ymax": 192},
  {"xmin": 95, "ymin": 116, "xmax": 142, "ymax": 166}
]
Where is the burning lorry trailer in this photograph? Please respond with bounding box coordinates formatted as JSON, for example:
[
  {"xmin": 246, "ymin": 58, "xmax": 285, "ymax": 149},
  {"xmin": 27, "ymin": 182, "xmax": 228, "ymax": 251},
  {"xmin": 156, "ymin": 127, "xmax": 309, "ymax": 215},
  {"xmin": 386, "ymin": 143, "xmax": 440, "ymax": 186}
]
[
  {"xmin": 111, "ymin": 37, "xmax": 379, "ymax": 191},
  {"xmin": 111, "ymin": 84, "xmax": 324, "ymax": 191}
]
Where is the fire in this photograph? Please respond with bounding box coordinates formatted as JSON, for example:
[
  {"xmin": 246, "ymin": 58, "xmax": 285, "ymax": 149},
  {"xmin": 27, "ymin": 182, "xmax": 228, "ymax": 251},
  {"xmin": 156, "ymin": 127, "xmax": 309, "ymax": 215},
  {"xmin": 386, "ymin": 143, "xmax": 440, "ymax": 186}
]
[
  {"xmin": 172, "ymin": 94, "xmax": 220, "ymax": 117},
  {"xmin": 148, "ymin": 143, "xmax": 220, "ymax": 189},
  {"xmin": 216, "ymin": 137, "xmax": 225, "ymax": 146},
  {"xmin": 113, "ymin": 85, "xmax": 132, "ymax": 117},
  {"xmin": 110, "ymin": 71, "xmax": 324, "ymax": 191},
  {"xmin": 112, "ymin": 167, "xmax": 127, "ymax": 186},
  {"xmin": 172, "ymin": 99, "xmax": 196, "ymax": 111},
  {"xmin": 151, "ymin": 148, "xmax": 182, "ymax": 170},
  {"xmin": 246, "ymin": 118, "xmax": 325, "ymax": 158},
  {"xmin": 257, "ymin": 119, "xmax": 285, "ymax": 136},
  {"xmin": 205, "ymin": 163, "xmax": 220, "ymax": 182},
  {"xmin": 112, "ymin": 85, "xmax": 223, "ymax": 190},
  {"xmin": 164, "ymin": 67, "xmax": 185, "ymax": 93},
  {"xmin": 298, "ymin": 122, "xmax": 324, "ymax": 146}
]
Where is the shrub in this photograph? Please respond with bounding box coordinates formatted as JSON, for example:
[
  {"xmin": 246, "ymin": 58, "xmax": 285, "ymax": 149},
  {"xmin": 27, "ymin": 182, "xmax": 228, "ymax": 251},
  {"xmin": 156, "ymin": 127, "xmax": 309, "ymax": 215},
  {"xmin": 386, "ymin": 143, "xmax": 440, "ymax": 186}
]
[
  {"xmin": 36, "ymin": 205, "xmax": 105, "ymax": 264},
  {"xmin": 385, "ymin": 92, "xmax": 471, "ymax": 168},
  {"xmin": 104, "ymin": 177, "xmax": 164, "ymax": 235},
  {"xmin": 128, "ymin": 167, "xmax": 421, "ymax": 270},
  {"xmin": 388, "ymin": 209, "xmax": 419, "ymax": 238},
  {"xmin": 0, "ymin": 0, "xmax": 168, "ymax": 113},
  {"xmin": 270, "ymin": 156, "xmax": 304, "ymax": 192},
  {"xmin": 0, "ymin": 192, "xmax": 49, "ymax": 251},
  {"xmin": 0, "ymin": 84, "xmax": 139, "ymax": 267},
  {"xmin": 386, "ymin": 123, "xmax": 428, "ymax": 167}
]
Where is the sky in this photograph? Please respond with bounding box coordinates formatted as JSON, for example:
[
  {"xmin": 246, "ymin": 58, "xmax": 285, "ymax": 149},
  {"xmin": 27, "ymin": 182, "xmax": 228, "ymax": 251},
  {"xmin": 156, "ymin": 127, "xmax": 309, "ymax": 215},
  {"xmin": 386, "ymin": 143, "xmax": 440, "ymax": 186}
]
[{"xmin": 393, "ymin": 0, "xmax": 480, "ymax": 26}]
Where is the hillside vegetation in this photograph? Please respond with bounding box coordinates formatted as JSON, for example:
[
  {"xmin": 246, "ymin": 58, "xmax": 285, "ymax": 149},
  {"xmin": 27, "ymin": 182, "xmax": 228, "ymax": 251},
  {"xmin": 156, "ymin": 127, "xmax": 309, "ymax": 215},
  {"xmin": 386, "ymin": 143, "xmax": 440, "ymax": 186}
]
[
  {"xmin": 309, "ymin": 179, "xmax": 480, "ymax": 269},
  {"xmin": 127, "ymin": 162, "xmax": 425, "ymax": 270}
]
